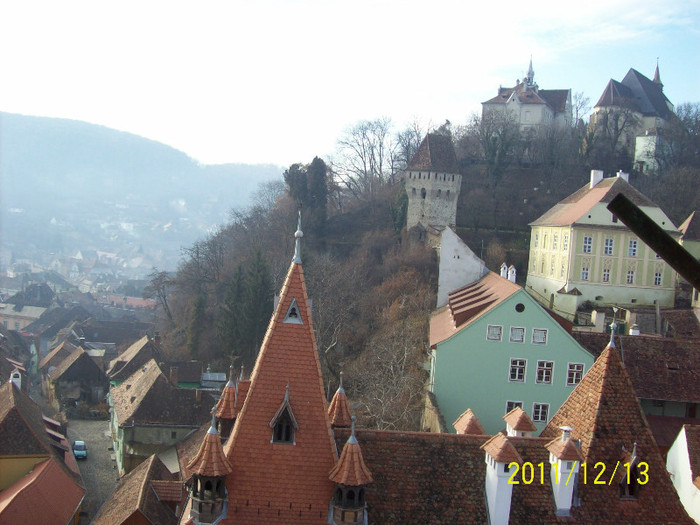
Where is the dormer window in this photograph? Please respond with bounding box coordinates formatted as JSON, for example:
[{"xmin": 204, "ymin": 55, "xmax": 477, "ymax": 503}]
[
  {"xmin": 270, "ymin": 385, "xmax": 298, "ymax": 444},
  {"xmin": 283, "ymin": 298, "xmax": 303, "ymax": 324}
]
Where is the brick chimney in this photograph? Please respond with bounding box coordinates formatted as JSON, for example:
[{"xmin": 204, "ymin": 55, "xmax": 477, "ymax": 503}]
[
  {"xmin": 589, "ymin": 169, "xmax": 604, "ymax": 188},
  {"xmin": 170, "ymin": 366, "xmax": 178, "ymax": 387}
]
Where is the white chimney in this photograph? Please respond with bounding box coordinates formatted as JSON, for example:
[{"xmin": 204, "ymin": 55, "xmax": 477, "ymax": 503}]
[
  {"xmin": 591, "ymin": 310, "xmax": 606, "ymax": 333},
  {"xmin": 500, "ymin": 262, "xmax": 508, "ymax": 279},
  {"xmin": 629, "ymin": 323, "xmax": 640, "ymax": 336},
  {"xmin": 616, "ymin": 170, "xmax": 629, "ymax": 182},
  {"xmin": 589, "ymin": 169, "xmax": 604, "ymax": 188},
  {"xmin": 508, "ymin": 265, "xmax": 517, "ymax": 283},
  {"xmin": 546, "ymin": 426, "xmax": 583, "ymax": 517},
  {"xmin": 481, "ymin": 434, "xmax": 521, "ymax": 525},
  {"xmin": 10, "ymin": 370, "xmax": 22, "ymax": 390}
]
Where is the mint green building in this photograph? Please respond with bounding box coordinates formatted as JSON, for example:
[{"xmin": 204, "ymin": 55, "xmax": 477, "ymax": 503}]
[{"xmin": 427, "ymin": 271, "xmax": 594, "ymax": 434}]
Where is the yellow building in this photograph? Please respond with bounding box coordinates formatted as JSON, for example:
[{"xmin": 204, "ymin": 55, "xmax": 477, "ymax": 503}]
[{"xmin": 526, "ymin": 170, "xmax": 679, "ymax": 319}]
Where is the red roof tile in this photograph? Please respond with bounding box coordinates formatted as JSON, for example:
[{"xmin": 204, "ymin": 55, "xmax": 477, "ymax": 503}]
[
  {"xmin": 0, "ymin": 457, "xmax": 84, "ymax": 524},
  {"xmin": 481, "ymin": 433, "xmax": 522, "ymax": 464},
  {"xmin": 545, "ymin": 435, "xmax": 583, "ymax": 462},
  {"xmin": 453, "ymin": 408, "xmax": 486, "ymax": 435},
  {"xmin": 220, "ymin": 260, "xmax": 337, "ymax": 524},
  {"xmin": 329, "ymin": 429, "xmax": 373, "ymax": 486},
  {"xmin": 504, "ymin": 406, "xmax": 538, "ymax": 433},
  {"xmin": 328, "ymin": 374, "xmax": 352, "ymax": 429},
  {"xmin": 186, "ymin": 421, "xmax": 233, "ymax": 478},
  {"xmin": 406, "ymin": 133, "xmax": 458, "ymax": 173}
]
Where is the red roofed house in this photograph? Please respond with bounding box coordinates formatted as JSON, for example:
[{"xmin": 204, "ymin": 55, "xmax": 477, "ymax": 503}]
[
  {"xmin": 482, "ymin": 58, "xmax": 572, "ymax": 132},
  {"xmin": 176, "ymin": 218, "xmax": 692, "ymax": 525}
]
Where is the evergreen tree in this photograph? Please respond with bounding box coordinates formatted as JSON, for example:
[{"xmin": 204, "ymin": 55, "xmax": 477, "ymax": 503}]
[
  {"xmin": 187, "ymin": 294, "xmax": 206, "ymax": 357},
  {"xmin": 244, "ymin": 250, "xmax": 274, "ymax": 357},
  {"xmin": 306, "ymin": 156, "xmax": 328, "ymax": 239},
  {"xmin": 217, "ymin": 265, "xmax": 248, "ymax": 358}
]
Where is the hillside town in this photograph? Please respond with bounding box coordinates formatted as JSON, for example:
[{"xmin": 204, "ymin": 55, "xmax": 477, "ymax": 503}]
[{"xmin": 2, "ymin": 61, "xmax": 700, "ymax": 524}]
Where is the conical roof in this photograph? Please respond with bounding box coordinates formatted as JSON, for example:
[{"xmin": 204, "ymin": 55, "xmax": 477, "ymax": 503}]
[
  {"xmin": 329, "ymin": 419, "xmax": 373, "ymax": 486},
  {"xmin": 187, "ymin": 414, "xmax": 232, "ymax": 478},
  {"xmin": 453, "ymin": 408, "xmax": 486, "ymax": 435},
  {"xmin": 328, "ymin": 372, "xmax": 352, "ymax": 428}
]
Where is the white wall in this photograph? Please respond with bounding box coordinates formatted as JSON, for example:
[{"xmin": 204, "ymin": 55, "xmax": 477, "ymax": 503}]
[
  {"xmin": 437, "ymin": 228, "xmax": 487, "ymax": 307},
  {"xmin": 667, "ymin": 427, "xmax": 700, "ymax": 523}
]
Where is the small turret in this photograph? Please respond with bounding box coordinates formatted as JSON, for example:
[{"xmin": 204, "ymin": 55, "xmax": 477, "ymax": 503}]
[{"xmin": 328, "ymin": 372, "xmax": 352, "ymax": 429}]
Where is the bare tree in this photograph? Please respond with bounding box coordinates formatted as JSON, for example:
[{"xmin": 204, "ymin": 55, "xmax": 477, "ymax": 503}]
[
  {"xmin": 572, "ymin": 91, "xmax": 591, "ymax": 125},
  {"xmin": 470, "ymin": 110, "xmax": 521, "ymax": 187},
  {"xmin": 144, "ymin": 269, "xmax": 174, "ymax": 323},
  {"xmin": 584, "ymin": 104, "xmax": 640, "ymax": 172}
]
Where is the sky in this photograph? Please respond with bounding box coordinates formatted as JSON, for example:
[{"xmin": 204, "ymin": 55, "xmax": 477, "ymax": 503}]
[{"xmin": 1, "ymin": 0, "xmax": 699, "ymax": 168}]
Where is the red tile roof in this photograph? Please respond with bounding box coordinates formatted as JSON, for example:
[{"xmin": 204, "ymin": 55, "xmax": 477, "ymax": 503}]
[
  {"xmin": 406, "ymin": 133, "xmax": 458, "ymax": 173},
  {"xmin": 541, "ymin": 343, "xmax": 693, "ymax": 523},
  {"xmin": 92, "ymin": 454, "xmax": 178, "ymax": 525},
  {"xmin": 186, "ymin": 420, "xmax": 232, "ymax": 478},
  {"xmin": 220, "ymin": 261, "xmax": 338, "ymax": 524},
  {"xmin": 481, "ymin": 433, "xmax": 522, "ymax": 464},
  {"xmin": 0, "ymin": 457, "xmax": 84, "ymax": 524},
  {"xmin": 328, "ymin": 374, "xmax": 352, "ymax": 428},
  {"xmin": 504, "ymin": 407, "xmax": 538, "ymax": 432},
  {"xmin": 545, "ymin": 435, "xmax": 583, "ymax": 462},
  {"xmin": 430, "ymin": 272, "xmax": 520, "ymax": 347},
  {"xmin": 329, "ymin": 428, "xmax": 373, "ymax": 486},
  {"xmin": 453, "ymin": 408, "xmax": 486, "ymax": 435}
]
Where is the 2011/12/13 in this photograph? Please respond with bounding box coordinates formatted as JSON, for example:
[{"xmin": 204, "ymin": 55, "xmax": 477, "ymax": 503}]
[{"xmin": 507, "ymin": 461, "xmax": 649, "ymax": 485}]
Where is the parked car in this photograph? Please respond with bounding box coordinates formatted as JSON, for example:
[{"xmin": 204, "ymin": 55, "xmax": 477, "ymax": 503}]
[{"xmin": 72, "ymin": 440, "xmax": 87, "ymax": 460}]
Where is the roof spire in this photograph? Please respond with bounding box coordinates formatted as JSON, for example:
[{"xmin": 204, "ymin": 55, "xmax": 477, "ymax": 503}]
[
  {"xmin": 293, "ymin": 209, "xmax": 303, "ymax": 264},
  {"xmin": 208, "ymin": 406, "xmax": 217, "ymax": 434},
  {"xmin": 348, "ymin": 415, "xmax": 358, "ymax": 444},
  {"xmin": 526, "ymin": 55, "xmax": 534, "ymax": 85},
  {"xmin": 609, "ymin": 307, "xmax": 618, "ymax": 348},
  {"xmin": 653, "ymin": 58, "xmax": 663, "ymax": 89}
]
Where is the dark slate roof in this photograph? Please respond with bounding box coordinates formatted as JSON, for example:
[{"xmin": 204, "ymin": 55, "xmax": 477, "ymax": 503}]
[
  {"xmin": 538, "ymin": 89, "xmax": 570, "ymax": 113},
  {"xmin": 169, "ymin": 360, "xmax": 203, "ymax": 383},
  {"xmin": 573, "ymin": 332, "xmax": 700, "ymax": 403},
  {"xmin": 406, "ymin": 133, "xmax": 458, "ymax": 173},
  {"xmin": 23, "ymin": 306, "xmax": 91, "ymax": 339},
  {"xmin": 92, "ymin": 454, "xmax": 178, "ymax": 525},
  {"xmin": 680, "ymin": 211, "xmax": 700, "ymax": 242},
  {"xmin": 661, "ymin": 309, "xmax": 700, "ymax": 338},
  {"xmin": 595, "ymin": 68, "xmax": 673, "ymax": 119}
]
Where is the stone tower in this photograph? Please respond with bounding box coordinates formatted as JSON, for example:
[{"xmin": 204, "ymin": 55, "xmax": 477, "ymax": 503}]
[{"xmin": 404, "ymin": 133, "xmax": 461, "ymax": 230}]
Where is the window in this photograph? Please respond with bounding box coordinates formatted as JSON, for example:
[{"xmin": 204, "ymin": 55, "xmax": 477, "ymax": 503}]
[
  {"xmin": 604, "ymin": 238, "xmax": 614, "ymax": 255},
  {"xmin": 550, "ymin": 262, "xmax": 555, "ymax": 276},
  {"xmin": 628, "ymin": 239, "xmax": 638, "ymax": 257},
  {"xmin": 602, "ymin": 268, "xmax": 610, "ymax": 283},
  {"xmin": 487, "ymin": 325, "xmax": 503, "ymax": 341},
  {"xmin": 534, "ymin": 233, "xmax": 539, "ymax": 248},
  {"xmin": 560, "ymin": 264, "xmax": 565, "ymax": 278},
  {"xmin": 654, "ymin": 272, "xmax": 662, "ymax": 286},
  {"xmin": 506, "ymin": 401, "xmax": 523, "ymax": 414},
  {"xmin": 509, "ymin": 359, "xmax": 526, "ymax": 382},
  {"xmin": 421, "ymin": 188, "xmax": 426, "ymax": 199},
  {"xmin": 563, "ymin": 235, "xmax": 569, "ymax": 251},
  {"xmin": 536, "ymin": 361, "xmax": 554, "ymax": 384},
  {"xmin": 553, "ymin": 235, "xmax": 558, "ymax": 250},
  {"xmin": 171, "ymin": 431, "xmax": 177, "ymax": 439},
  {"xmin": 532, "ymin": 329, "xmax": 548, "ymax": 344},
  {"xmin": 273, "ymin": 412, "xmax": 295, "ymax": 443},
  {"xmin": 532, "ymin": 403, "xmax": 549, "ymax": 423},
  {"xmin": 626, "ymin": 270, "xmax": 635, "ymax": 284},
  {"xmin": 510, "ymin": 327, "xmax": 525, "ymax": 343},
  {"xmin": 612, "ymin": 214, "xmax": 618, "ymax": 223},
  {"xmin": 581, "ymin": 266, "xmax": 589, "ymax": 281},
  {"xmin": 567, "ymin": 363, "xmax": 584, "ymax": 386},
  {"xmin": 283, "ymin": 299, "xmax": 303, "ymax": 324},
  {"xmin": 583, "ymin": 236, "xmax": 592, "ymax": 253}
]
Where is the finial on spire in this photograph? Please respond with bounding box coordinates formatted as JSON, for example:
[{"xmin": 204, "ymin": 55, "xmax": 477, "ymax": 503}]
[
  {"xmin": 208, "ymin": 406, "xmax": 217, "ymax": 434},
  {"xmin": 653, "ymin": 58, "xmax": 663, "ymax": 88},
  {"xmin": 338, "ymin": 371, "xmax": 345, "ymax": 394},
  {"xmin": 348, "ymin": 415, "xmax": 358, "ymax": 445},
  {"xmin": 284, "ymin": 382, "xmax": 290, "ymax": 402},
  {"xmin": 609, "ymin": 307, "xmax": 618, "ymax": 348},
  {"xmin": 293, "ymin": 209, "xmax": 303, "ymax": 264},
  {"xmin": 226, "ymin": 363, "xmax": 235, "ymax": 387},
  {"xmin": 526, "ymin": 56, "xmax": 534, "ymax": 85},
  {"xmin": 239, "ymin": 364, "xmax": 245, "ymax": 382}
]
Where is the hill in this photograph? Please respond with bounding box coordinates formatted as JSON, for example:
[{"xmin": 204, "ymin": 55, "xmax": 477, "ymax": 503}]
[{"xmin": 0, "ymin": 112, "xmax": 282, "ymax": 271}]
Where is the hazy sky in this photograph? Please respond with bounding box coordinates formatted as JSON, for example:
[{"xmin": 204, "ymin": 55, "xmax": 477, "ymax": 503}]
[{"xmin": 1, "ymin": 0, "xmax": 698, "ymax": 167}]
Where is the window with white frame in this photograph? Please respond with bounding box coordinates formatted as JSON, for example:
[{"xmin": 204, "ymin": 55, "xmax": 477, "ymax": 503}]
[
  {"xmin": 654, "ymin": 272, "xmax": 662, "ymax": 286},
  {"xmin": 583, "ymin": 236, "xmax": 592, "ymax": 253},
  {"xmin": 553, "ymin": 234, "xmax": 558, "ymax": 250},
  {"xmin": 626, "ymin": 270, "xmax": 635, "ymax": 284},
  {"xmin": 510, "ymin": 327, "xmax": 525, "ymax": 343},
  {"xmin": 532, "ymin": 403, "xmax": 549, "ymax": 423},
  {"xmin": 581, "ymin": 266, "xmax": 589, "ymax": 281},
  {"xmin": 509, "ymin": 359, "xmax": 526, "ymax": 382},
  {"xmin": 532, "ymin": 329, "xmax": 548, "ymax": 344},
  {"xmin": 604, "ymin": 238, "xmax": 614, "ymax": 255},
  {"xmin": 487, "ymin": 325, "xmax": 503, "ymax": 341},
  {"xmin": 628, "ymin": 239, "xmax": 638, "ymax": 257},
  {"xmin": 602, "ymin": 268, "xmax": 610, "ymax": 282},
  {"xmin": 563, "ymin": 235, "xmax": 569, "ymax": 251},
  {"xmin": 506, "ymin": 400, "xmax": 523, "ymax": 414},
  {"xmin": 536, "ymin": 361, "xmax": 554, "ymax": 384},
  {"xmin": 567, "ymin": 363, "xmax": 584, "ymax": 386}
]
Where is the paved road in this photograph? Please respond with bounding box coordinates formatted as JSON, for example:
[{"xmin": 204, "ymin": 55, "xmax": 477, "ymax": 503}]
[{"xmin": 66, "ymin": 419, "xmax": 120, "ymax": 523}]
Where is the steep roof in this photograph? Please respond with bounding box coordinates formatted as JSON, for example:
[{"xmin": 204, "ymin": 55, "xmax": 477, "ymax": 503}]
[
  {"xmin": 483, "ymin": 82, "xmax": 570, "ymax": 114},
  {"xmin": 595, "ymin": 68, "xmax": 673, "ymax": 119},
  {"xmin": 504, "ymin": 406, "xmax": 538, "ymax": 432},
  {"xmin": 453, "ymin": 408, "xmax": 486, "ymax": 435},
  {"xmin": 220, "ymin": 256, "xmax": 338, "ymax": 524},
  {"xmin": 481, "ymin": 432, "xmax": 522, "ymax": 464},
  {"xmin": 108, "ymin": 335, "xmax": 164, "ymax": 382},
  {"xmin": 39, "ymin": 340, "xmax": 77, "ymax": 372},
  {"xmin": 430, "ymin": 271, "xmax": 520, "ymax": 347},
  {"xmin": 328, "ymin": 423, "xmax": 373, "ymax": 486},
  {"xmin": 186, "ymin": 417, "xmax": 232, "ymax": 479},
  {"xmin": 680, "ymin": 211, "xmax": 700, "ymax": 241},
  {"xmin": 541, "ymin": 342, "xmax": 692, "ymax": 522},
  {"xmin": 661, "ymin": 309, "xmax": 700, "ymax": 338},
  {"xmin": 92, "ymin": 454, "xmax": 178, "ymax": 525},
  {"xmin": 573, "ymin": 332, "xmax": 700, "ymax": 403},
  {"xmin": 46, "ymin": 346, "xmax": 89, "ymax": 381},
  {"xmin": 529, "ymin": 175, "xmax": 674, "ymax": 230},
  {"xmin": 406, "ymin": 133, "xmax": 458, "ymax": 173},
  {"xmin": 0, "ymin": 457, "xmax": 84, "ymax": 524},
  {"xmin": 110, "ymin": 359, "xmax": 211, "ymax": 427},
  {"xmin": 328, "ymin": 373, "xmax": 352, "ymax": 428}
]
